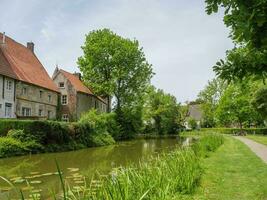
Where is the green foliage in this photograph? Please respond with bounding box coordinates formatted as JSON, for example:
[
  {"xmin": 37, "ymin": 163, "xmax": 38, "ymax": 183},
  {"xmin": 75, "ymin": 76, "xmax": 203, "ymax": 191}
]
[
  {"xmin": 0, "ymin": 117, "xmax": 116, "ymax": 157},
  {"xmin": 252, "ymin": 86, "xmax": 267, "ymax": 119},
  {"xmin": 205, "ymin": 0, "xmax": 267, "ymax": 80},
  {"xmin": 78, "ymin": 28, "xmax": 154, "ymax": 138},
  {"xmin": 201, "ymin": 127, "xmax": 267, "ymax": 135},
  {"xmin": 143, "ymin": 86, "xmax": 182, "ymax": 135},
  {"xmin": 213, "ymin": 47, "xmax": 267, "ymax": 81},
  {"xmin": 215, "ymin": 82, "xmax": 263, "ymax": 128},
  {"xmin": 197, "ymin": 78, "xmax": 227, "ymax": 127},
  {"xmin": 192, "ymin": 134, "xmax": 224, "ymax": 157},
  {"xmin": 79, "ymin": 109, "xmax": 118, "ymax": 142},
  {"xmin": 188, "ymin": 117, "xmax": 198, "ymax": 130},
  {"xmin": 0, "ymin": 137, "xmax": 27, "ymax": 157}
]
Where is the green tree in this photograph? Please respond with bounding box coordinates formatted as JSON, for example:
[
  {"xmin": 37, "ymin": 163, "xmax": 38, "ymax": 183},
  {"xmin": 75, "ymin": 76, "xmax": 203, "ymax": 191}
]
[
  {"xmin": 215, "ymin": 82, "xmax": 262, "ymax": 128},
  {"xmin": 205, "ymin": 0, "xmax": 267, "ymax": 80},
  {"xmin": 143, "ymin": 86, "xmax": 182, "ymax": 135},
  {"xmin": 78, "ymin": 29, "xmax": 153, "ymax": 138},
  {"xmin": 188, "ymin": 117, "xmax": 198, "ymax": 130},
  {"xmin": 197, "ymin": 78, "xmax": 227, "ymax": 127},
  {"xmin": 252, "ymin": 86, "xmax": 267, "ymax": 120}
]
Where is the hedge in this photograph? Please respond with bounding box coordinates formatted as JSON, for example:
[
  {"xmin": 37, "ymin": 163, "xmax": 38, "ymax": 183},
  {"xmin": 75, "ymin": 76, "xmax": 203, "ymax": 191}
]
[
  {"xmin": 201, "ymin": 128, "xmax": 267, "ymax": 135},
  {"xmin": 0, "ymin": 119, "xmax": 115, "ymax": 157}
]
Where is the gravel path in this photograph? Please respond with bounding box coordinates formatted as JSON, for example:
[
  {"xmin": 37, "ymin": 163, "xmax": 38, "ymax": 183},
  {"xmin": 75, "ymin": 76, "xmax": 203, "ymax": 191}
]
[{"xmin": 235, "ymin": 136, "xmax": 267, "ymax": 164}]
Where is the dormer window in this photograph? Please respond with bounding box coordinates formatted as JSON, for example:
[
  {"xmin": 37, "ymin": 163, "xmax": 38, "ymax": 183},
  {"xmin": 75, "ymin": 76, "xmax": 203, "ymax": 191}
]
[{"xmin": 59, "ymin": 82, "xmax": 65, "ymax": 88}]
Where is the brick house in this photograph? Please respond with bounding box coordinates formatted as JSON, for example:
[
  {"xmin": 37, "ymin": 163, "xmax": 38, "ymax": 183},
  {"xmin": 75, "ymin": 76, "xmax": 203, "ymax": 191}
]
[
  {"xmin": 0, "ymin": 33, "xmax": 59, "ymax": 119},
  {"xmin": 52, "ymin": 68, "xmax": 107, "ymax": 121}
]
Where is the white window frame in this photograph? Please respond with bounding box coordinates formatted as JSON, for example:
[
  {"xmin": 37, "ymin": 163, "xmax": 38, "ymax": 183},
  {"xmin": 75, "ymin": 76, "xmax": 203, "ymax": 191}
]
[
  {"xmin": 5, "ymin": 103, "xmax": 12, "ymax": 117},
  {"xmin": 22, "ymin": 107, "xmax": 31, "ymax": 117},
  {"xmin": 59, "ymin": 82, "xmax": 65, "ymax": 88},
  {"xmin": 6, "ymin": 80, "xmax": 12, "ymax": 91},
  {"xmin": 61, "ymin": 95, "xmax": 68, "ymax": 105},
  {"xmin": 62, "ymin": 114, "xmax": 69, "ymax": 122}
]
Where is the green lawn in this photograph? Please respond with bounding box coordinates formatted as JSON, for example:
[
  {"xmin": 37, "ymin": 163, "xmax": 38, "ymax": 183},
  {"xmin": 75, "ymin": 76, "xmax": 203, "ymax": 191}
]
[
  {"xmin": 246, "ymin": 135, "xmax": 267, "ymax": 146},
  {"xmin": 180, "ymin": 136, "xmax": 267, "ymax": 200}
]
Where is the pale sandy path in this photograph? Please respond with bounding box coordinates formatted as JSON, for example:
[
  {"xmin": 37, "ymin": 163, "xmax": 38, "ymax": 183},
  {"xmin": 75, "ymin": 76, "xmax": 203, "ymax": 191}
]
[{"xmin": 235, "ymin": 136, "xmax": 267, "ymax": 164}]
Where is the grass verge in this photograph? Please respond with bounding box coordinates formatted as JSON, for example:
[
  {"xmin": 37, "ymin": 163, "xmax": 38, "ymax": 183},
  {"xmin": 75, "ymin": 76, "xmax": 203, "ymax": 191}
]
[
  {"xmin": 187, "ymin": 136, "xmax": 267, "ymax": 200},
  {"xmin": 246, "ymin": 135, "xmax": 267, "ymax": 146}
]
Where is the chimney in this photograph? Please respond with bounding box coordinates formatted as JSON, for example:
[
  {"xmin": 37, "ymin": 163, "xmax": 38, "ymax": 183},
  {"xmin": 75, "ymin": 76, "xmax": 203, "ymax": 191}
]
[
  {"xmin": 27, "ymin": 42, "xmax": 34, "ymax": 53},
  {"xmin": 73, "ymin": 72, "xmax": 82, "ymax": 80},
  {"xmin": 2, "ymin": 32, "xmax": 5, "ymax": 44}
]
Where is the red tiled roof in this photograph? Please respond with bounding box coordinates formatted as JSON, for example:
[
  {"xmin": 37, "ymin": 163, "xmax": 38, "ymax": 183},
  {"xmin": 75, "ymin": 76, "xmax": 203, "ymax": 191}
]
[
  {"xmin": 0, "ymin": 49, "xmax": 17, "ymax": 79},
  {"xmin": 59, "ymin": 69, "xmax": 107, "ymax": 104},
  {"xmin": 60, "ymin": 69, "xmax": 94, "ymax": 95},
  {"xmin": 0, "ymin": 33, "xmax": 58, "ymax": 92}
]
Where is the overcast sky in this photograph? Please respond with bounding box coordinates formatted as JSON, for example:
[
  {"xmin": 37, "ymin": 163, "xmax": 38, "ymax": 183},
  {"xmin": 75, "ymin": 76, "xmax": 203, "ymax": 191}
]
[{"xmin": 0, "ymin": 0, "xmax": 233, "ymax": 102}]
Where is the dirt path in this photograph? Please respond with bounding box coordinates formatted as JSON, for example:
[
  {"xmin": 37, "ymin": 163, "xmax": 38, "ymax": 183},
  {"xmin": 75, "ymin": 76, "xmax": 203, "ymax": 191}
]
[{"xmin": 235, "ymin": 136, "xmax": 267, "ymax": 164}]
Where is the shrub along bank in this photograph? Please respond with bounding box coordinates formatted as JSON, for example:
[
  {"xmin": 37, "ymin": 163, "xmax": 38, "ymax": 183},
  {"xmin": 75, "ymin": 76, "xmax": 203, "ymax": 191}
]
[{"xmin": 0, "ymin": 110, "xmax": 116, "ymax": 158}]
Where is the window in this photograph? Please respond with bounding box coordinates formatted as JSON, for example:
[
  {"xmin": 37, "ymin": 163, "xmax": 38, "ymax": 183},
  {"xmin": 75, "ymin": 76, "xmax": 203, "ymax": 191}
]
[
  {"xmin": 39, "ymin": 91, "xmax": 43, "ymax": 99},
  {"xmin": 48, "ymin": 94, "xmax": 52, "ymax": 102},
  {"xmin": 61, "ymin": 95, "xmax": 67, "ymax": 105},
  {"xmin": 62, "ymin": 114, "xmax": 69, "ymax": 122},
  {"xmin": 6, "ymin": 80, "xmax": 12, "ymax": 90},
  {"xmin": 47, "ymin": 110, "xmax": 52, "ymax": 119},
  {"xmin": 39, "ymin": 109, "xmax": 43, "ymax": 117},
  {"xmin": 5, "ymin": 103, "xmax": 12, "ymax": 118},
  {"xmin": 0, "ymin": 104, "xmax": 2, "ymax": 109},
  {"xmin": 22, "ymin": 107, "xmax": 31, "ymax": 117},
  {"xmin": 22, "ymin": 87, "xmax": 27, "ymax": 95},
  {"xmin": 59, "ymin": 82, "xmax": 65, "ymax": 88}
]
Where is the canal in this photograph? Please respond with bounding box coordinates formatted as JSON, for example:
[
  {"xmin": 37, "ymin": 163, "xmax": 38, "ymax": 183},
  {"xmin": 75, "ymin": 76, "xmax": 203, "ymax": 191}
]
[{"xmin": 0, "ymin": 137, "xmax": 186, "ymax": 199}]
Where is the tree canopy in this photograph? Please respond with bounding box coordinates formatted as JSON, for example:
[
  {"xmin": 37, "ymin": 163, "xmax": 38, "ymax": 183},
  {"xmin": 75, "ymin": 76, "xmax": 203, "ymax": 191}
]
[
  {"xmin": 78, "ymin": 29, "xmax": 154, "ymax": 138},
  {"xmin": 205, "ymin": 0, "xmax": 267, "ymax": 81},
  {"xmin": 78, "ymin": 29, "xmax": 153, "ymax": 112}
]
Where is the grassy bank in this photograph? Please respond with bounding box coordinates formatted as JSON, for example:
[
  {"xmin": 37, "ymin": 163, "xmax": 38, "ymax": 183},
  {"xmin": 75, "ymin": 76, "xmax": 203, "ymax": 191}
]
[
  {"xmin": 188, "ymin": 136, "xmax": 267, "ymax": 199},
  {"xmin": 246, "ymin": 135, "xmax": 267, "ymax": 146}
]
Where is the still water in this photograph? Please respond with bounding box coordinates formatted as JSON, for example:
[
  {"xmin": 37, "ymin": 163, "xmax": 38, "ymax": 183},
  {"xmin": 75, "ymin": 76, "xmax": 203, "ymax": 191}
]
[{"xmin": 0, "ymin": 137, "xmax": 186, "ymax": 199}]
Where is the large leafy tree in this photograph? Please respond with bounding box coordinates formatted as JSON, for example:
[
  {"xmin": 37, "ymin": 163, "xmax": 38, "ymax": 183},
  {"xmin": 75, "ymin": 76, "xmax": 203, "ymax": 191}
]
[
  {"xmin": 197, "ymin": 78, "xmax": 227, "ymax": 127},
  {"xmin": 78, "ymin": 29, "xmax": 153, "ymax": 112},
  {"xmin": 215, "ymin": 82, "xmax": 263, "ymax": 128},
  {"xmin": 252, "ymin": 86, "xmax": 267, "ymax": 120},
  {"xmin": 143, "ymin": 86, "xmax": 182, "ymax": 135},
  {"xmin": 205, "ymin": 0, "xmax": 267, "ymax": 80}
]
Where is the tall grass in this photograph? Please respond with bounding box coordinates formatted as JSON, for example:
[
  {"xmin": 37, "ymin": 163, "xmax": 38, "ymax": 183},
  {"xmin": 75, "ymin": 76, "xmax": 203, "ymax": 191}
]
[{"xmin": 63, "ymin": 133, "xmax": 224, "ymax": 200}]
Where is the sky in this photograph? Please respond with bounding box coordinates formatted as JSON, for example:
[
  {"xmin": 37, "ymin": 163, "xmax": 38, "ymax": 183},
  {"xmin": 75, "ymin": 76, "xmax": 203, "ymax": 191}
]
[{"xmin": 0, "ymin": 0, "xmax": 233, "ymax": 103}]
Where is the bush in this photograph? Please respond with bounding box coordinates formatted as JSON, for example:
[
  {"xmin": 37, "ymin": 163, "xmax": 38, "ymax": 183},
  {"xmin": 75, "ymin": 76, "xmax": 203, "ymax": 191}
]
[
  {"xmin": 0, "ymin": 113, "xmax": 117, "ymax": 157},
  {"xmin": 188, "ymin": 117, "xmax": 198, "ymax": 130},
  {"xmin": 192, "ymin": 133, "xmax": 224, "ymax": 157},
  {"xmin": 0, "ymin": 137, "xmax": 27, "ymax": 157}
]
